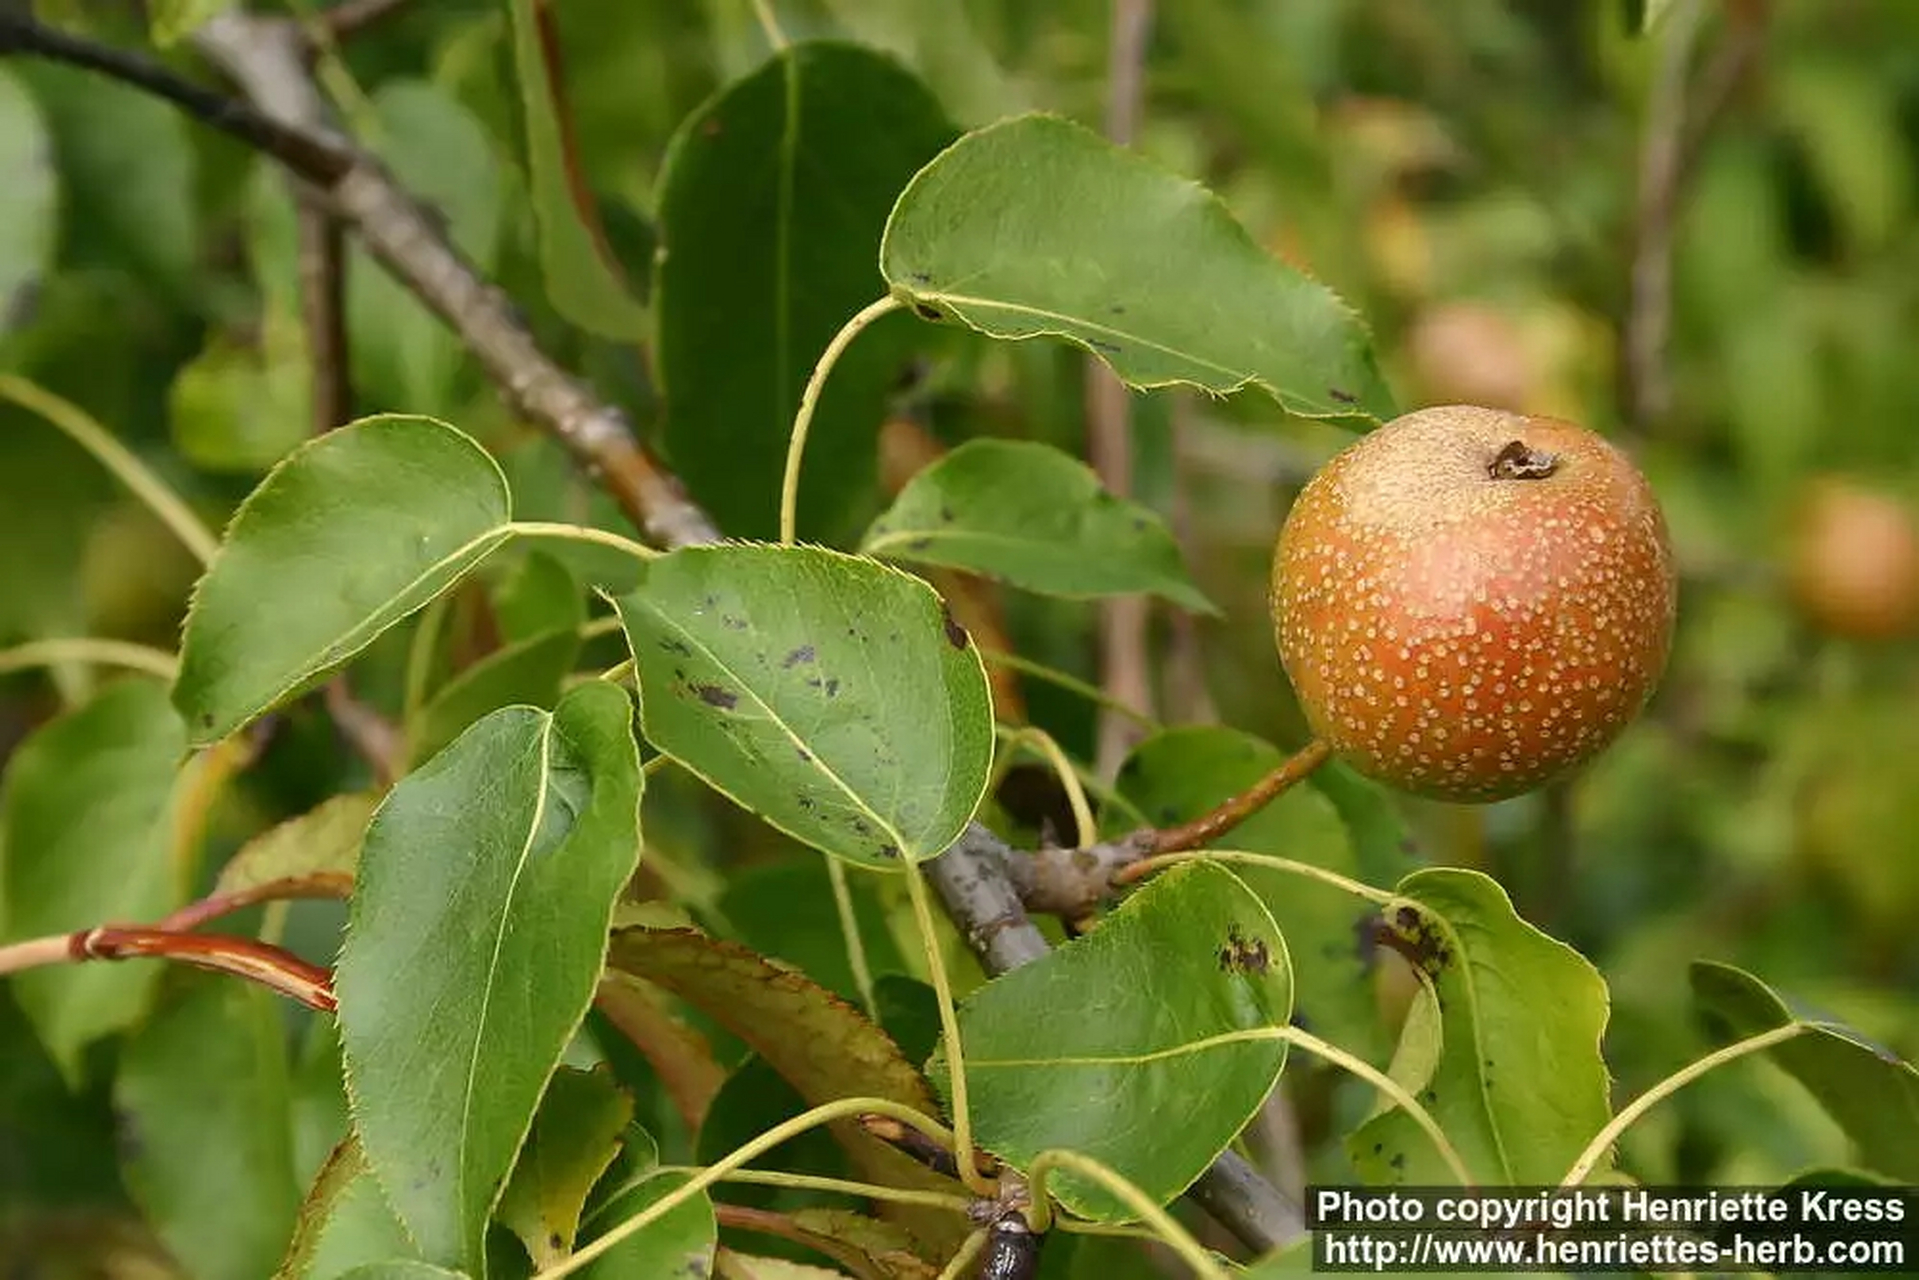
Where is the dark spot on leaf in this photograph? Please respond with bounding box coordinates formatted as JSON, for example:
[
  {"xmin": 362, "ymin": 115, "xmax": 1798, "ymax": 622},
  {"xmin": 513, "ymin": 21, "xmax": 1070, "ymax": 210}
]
[
  {"xmin": 1216, "ymin": 922, "xmax": 1271, "ymax": 975},
  {"xmin": 1130, "ymin": 515, "xmax": 1148, "ymax": 531},
  {"xmin": 782, "ymin": 645, "xmax": 816, "ymax": 668},
  {"xmin": 1328, "ymin": 387, "xmax": 1358, "ymax": 405},
  {"xmin": 1378, "ymin": 905, "xmax": 1450, "ymax": 977},
  {"xmin": 910, "ymin": 271, "xmax": 932, "ymax": 284},
  {"xmin": 937, "ymin": 505, "xmax": 953, "ymax": 523},
  {"xmin": 548, "ymin": 1232, "xmax": 565, "ymax": 1250},
  {"xmin": 877, "ymin": 844, "xmax": 900, "ymax": 859},
  {"xmin": 851, "ymin": 817, "xmax": 871, "ymax": 836},
  {"xmin": 908, "ymin": 536, "xmax": 933, "ymax": 551},
  {"xmin": 694, "ymin": 684, "xmax": 737, "ymax": 709},
  {"xmin": 659, "ymin": 638, "xmax": 692, "ymax": 657},
  {"xmin": 1109, "ymin": 303, "xmax": 1127, "ymax": 315},
  {"xmin": 796, "ymin": 747, "xmax": 812, "ymax": 763},
  {"xmin": 1157, "ymin": 806, "xmax": 1179, "ymax": 824},
  {"xmin": 941, "ymin": 603, "xmax": 969, "ymax": 649},
  {"xmin": 1390, "ymin": 1152, "xmax": 1406, "ymax": 1171},
  {"xmin": 1372, "ymin": 1142, "xmax": 1383, "ymax": 1155},
  {"xmin": 702, "ymin": 594, "xmax": 718, "ymax": 608},
  {"xmin": 1087, "ymin": 338, "xmax": 1122, "ymax": 355},
  {"xmin": 914, "ymin": 303, "xmax": 942, "ymax": 321},
  {"xmin": 1117, "ymin": 755, "xmax": 1142, "ymax": 779},
  {"xmin": 825, "ymin": 678, "xmax": 839, "ymax": 697},
  {"xmin": 797, "ymin": 795, "xmax": 816, "ymax": 811},
  {"xmin": 700, "ymin": 118, "xmax": 722, "ymax": 138},
  {"xmin": 199, "ymin": 712, "xmax": 214, "ymax": 729},
  {"xmin": 721, "ymin": 614, "xmax": 748, "ymax": 631}
]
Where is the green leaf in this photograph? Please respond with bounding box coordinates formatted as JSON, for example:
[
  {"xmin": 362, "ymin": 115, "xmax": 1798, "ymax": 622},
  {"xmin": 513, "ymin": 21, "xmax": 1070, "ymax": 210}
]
[
  {"xmin": 655, "ymin": 42, "xmax": 955, "ymax": 540},
  {"xmin": 0, "ymin": 678, "xmax": 186, "ymax": 1079},
  {"xmin": 940, "ymin": 861, "xmax": 1293, "ymax": 1222},
  {"xmin": 18, "ymin": 61, "xmax": 196, "ymax": 300},
  {"xmin": 407, "ymin": 627, "xmax": 583, "ymax": 768},
  {"xmin": 505, "ymin": 0, "xmax": 648, "ymax": 341},
  {"xmin": 277, "ymin": 1138, "xmax": 417, "ymax": 1280},
  {"xmin": 335, "ymin": 682, "xmax": 642, "ymax": 1273},
  {"xmin": 1690, "ymin": 962, "xmax": 1919, "ymax": 1180},
  {"xmin": 1307, "ymin": 759, "xmax": 1421, "ymax": 888},
  {"xmin": 497, "ymin": 1067, "xmax": 634, "ymax": 1268},
  {"xmin": 350, "ymin": 82, "xmax": 505, "ymax": 416},
  {"xmin": 1350, "ymin": 869, "xmax": 1611, "ymax": 1184},
  {"xmin": 611, "ymin": 544, "xmax": 992, "ymax": 868},
  {"xmin": 606, "ymin": 927, "xmax": 966, "ymax": 1255},
  {"xmin": 173, "ymin": 415, "xmax": 513, "ymax": 745},
  {"xmin": 169, "ymin": 330, "xmax": 311, "ymax": 473},
  {"xmin": 881, "ymin": 114, "xmax": 1393, "ymax": 425},
  {"xmin": 1108, "ymin": 727, "xmax": 1386, "ymax": 1064},
  {"xmin": 336, "ymin": 1265, "xmax": 470, "ymax": 1280},
  {"xmin": 213, "ymin": 791, "xmax": 379, "ymax": 896},
  {"xmin": 115, "ymin": 975, "xmax": 300, "ymax": 1280},
  {"xmin": 0, "ymin": 68, "xmax": 55, "ymax": 330},
  {"xmin": 861, "ymin": 439, "xmax": 1214, "ymax": 611},
  {"xmin": 579, "ymin": 1169, "xmax": 714, "ymax": 1280}
]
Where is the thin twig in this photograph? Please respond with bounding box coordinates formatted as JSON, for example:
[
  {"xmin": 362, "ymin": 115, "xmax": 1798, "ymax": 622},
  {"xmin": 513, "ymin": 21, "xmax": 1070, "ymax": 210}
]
[
  {"xmin": 153, "ymin": 872, "xmax": 354, "ymax": 933},
  {"xmin": 297, "ymin": 204, "xmax": 351, "ymax": 434},
  {"xmin": 0, "ymin": 925, "xmax": 335, "ymax": 1011},
  {"xmin": 1623, "ymin": 0, "xmax": 1767, "ymax": 435},
  {"xmin": 1089, "ymin": 0, "xmax": 1156, "ymax": 777},
  {"xmin": 323, "ymin": 678, "xmax": 404, "ymax": 784},
  {"xmin": 1148, "ymin": 739, "xmax": 1331, "ymax": 855}
]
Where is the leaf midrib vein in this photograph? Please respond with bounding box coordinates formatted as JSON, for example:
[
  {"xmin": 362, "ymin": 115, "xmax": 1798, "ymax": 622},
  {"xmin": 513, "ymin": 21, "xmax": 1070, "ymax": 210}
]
[
  {"xmin": 965, "ymin": 1024, "xmax": 1284, "ymax": 1069},
  {"xmin": 454, "ymin": 715, "xmax": 554, "ymax": 1261},
  {"xmin": 920, "ymin": 291, "xmax": 1255, "ymax": 384}
]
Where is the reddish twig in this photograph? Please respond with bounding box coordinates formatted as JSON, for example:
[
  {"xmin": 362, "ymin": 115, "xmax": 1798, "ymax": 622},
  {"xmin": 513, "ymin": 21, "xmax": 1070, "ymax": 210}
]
[
  {"xmin": 1147, "ymin": 738, "xmax": 1332, "ymax": 855},
  {"xmin": 153, "ymin": 872, "xmax": 355, "ymax": 934},
  {"xmin": 0, "ymin": 925, "xmax": 335, "ymax": 1011}
]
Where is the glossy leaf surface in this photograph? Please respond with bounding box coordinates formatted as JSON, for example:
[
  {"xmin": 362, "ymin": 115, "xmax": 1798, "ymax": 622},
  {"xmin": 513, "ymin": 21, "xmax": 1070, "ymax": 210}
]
[
  {"xmin": 862, "ymin": 439, "xmax": 1214, "ymax": 611},
  {"xmin": 941, "ymin": 862, "xmax": 1293, "ymax": 1221},
  {"xmin": 1350, "ymin": 869, "xmax": 1611, "ymax": 1183},
  {"xmin": 335, "ymin": 682, "xmax": 642, "ymax": 1273},
  {"xmin": 655, "ymin": 42, "xmax": 954, "ymax": 540},
  {"xmin": 174, "ymin": 415, "xmax": 512, "ymax": 744},
  {"xmin": 613, "ymin": 544, "xmax": 992, "ymax": 867},
  {"xmin": 1691, "ymin": 961, "xmax": 1919, "ymax": 1179},
  {"xmin": 882, "ymin": 114, "xmax": 1393, "ymax": 424}
]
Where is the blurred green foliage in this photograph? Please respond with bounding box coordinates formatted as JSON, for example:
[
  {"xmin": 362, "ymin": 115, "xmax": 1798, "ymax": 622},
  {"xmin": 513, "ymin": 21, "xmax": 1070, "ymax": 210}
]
[{"xmin": 2, "ymin": 0, "xmax": 1918, "ymax": 1273}]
